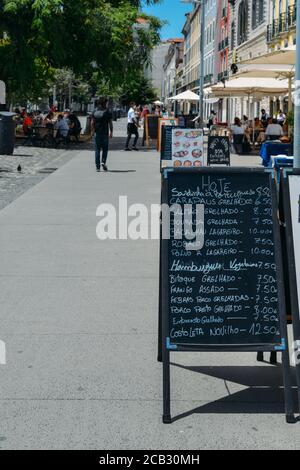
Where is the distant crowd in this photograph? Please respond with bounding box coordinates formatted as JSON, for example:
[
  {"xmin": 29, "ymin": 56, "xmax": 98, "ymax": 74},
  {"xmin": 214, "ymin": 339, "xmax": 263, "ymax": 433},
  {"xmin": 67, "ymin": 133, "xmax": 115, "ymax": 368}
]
[
  {"xmin": 208, "ymin": 108, "xmax": 289, "ymax": 154},
  {"xmin": 14, "ymin": 107, "xmax": 82, "ymax": 142}
]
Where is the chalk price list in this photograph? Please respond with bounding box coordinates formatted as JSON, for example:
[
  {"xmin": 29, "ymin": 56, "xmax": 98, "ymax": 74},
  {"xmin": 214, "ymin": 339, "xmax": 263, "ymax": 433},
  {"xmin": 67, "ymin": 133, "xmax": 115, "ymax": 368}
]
[{"xmin": 167, "ymin": 173, "xmax": 281, "ymax": 346}]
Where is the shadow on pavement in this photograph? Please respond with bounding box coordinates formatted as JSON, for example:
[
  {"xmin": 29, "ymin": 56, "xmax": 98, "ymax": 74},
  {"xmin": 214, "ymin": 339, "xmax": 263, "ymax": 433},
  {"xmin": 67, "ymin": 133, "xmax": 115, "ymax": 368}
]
[
  {"xmin": 15, "ymin": 137, "xmax": 155, "ymax": 152},
  {"xmin": 170, "ymin": 363, "xmax": 299, "ymax": 421},
  {"xmin": 107, "ymin": 170, "xmax": 137, "ymax": 173},
  {"xmin": 11, "ymin": 153, "xmax": 34, "ymax": 157}
]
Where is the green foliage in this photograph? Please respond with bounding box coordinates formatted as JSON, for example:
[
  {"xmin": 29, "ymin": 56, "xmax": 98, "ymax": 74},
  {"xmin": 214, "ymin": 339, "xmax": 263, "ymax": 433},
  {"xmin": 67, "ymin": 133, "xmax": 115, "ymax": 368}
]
[
  {"xmin": 0, "ymin": 0, "xmax": 163, "ymax": 102},
  {"xmin": 120, "ymin": 72, "xmax": 157, "ymax": 105},
  {"xmin": 286, "ymin": 110, "xmax": 294, "ymax": 127}
]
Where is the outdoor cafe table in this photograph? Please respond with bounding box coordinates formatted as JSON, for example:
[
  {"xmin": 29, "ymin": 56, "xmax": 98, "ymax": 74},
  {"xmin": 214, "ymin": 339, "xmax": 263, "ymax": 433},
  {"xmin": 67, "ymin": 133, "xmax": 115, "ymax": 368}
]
[{"xmin": 260, "ymin": 141, "xmax": 293, "ymax": 167}]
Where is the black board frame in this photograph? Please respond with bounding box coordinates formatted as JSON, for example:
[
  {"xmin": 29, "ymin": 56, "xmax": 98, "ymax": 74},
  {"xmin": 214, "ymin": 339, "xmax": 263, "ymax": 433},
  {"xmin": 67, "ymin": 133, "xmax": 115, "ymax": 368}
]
[
  {"xmin": 159, "ymin": 166, "xmax": 294, "ymax": 424},
  {"xmin": 207, "ymin": 136, "xmax": 231, "ymax": 167},
  {"xmin": 159, "ymin": 125, "xmax": 186, "ymax": 173},
  {"xmin": 281, "ymin": 168, "xmax": 300, "ymax": 415}
]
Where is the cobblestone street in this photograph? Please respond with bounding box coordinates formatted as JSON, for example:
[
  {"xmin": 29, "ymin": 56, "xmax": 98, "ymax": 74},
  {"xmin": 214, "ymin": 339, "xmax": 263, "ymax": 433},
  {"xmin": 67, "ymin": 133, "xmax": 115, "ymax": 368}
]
[{"xmin": 0, "ymin": 146, "xmax": 81, "ymax": 211}]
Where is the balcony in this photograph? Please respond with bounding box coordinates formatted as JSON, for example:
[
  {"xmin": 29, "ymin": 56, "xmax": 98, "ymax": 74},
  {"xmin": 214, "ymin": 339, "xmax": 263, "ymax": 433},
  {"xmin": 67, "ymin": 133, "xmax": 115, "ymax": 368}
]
[
  {"xmin": 218, "ymin": 37, "xmax": 229, "ymax": 51},
  {"xmin": 222, "ymin": 7, "xmax": 228, "ymax": 18},
  {"xmin": 267, "ymin": 5, "xmax": 297, "ymax": 43},
  {"xmin": 204, "ymin": 74, "xmax": 213, "ymax": 85},
  {"xmin": 217, "ymin": 70, "xmax": 228, "ymax": 82}
]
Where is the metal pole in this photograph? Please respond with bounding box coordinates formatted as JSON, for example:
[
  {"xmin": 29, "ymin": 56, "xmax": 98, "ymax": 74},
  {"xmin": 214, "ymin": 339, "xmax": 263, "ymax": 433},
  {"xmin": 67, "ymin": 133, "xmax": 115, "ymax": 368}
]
[
  {"xmin": 294, "ymin": 0, "xmax": 300, "ymax": 168},
  {"xmin": 53, "ymin": 85, "xmax": 57, "ymax": 109},
  {"xmin": 288, "ymin": 75, "xmax": 292, "ymax": 113},
  {"xmin": 199, "ymin": 0, "xmax": 205, "ymax": 127},
  {"xmin": 69, "ymin": 79, "xmax": 72, "ymax": 110}
]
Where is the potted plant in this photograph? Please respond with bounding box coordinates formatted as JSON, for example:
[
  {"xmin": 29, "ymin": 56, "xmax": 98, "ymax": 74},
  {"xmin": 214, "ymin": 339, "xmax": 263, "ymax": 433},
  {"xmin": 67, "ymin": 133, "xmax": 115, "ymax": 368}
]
[{"xmin": 285, "ymin": 110, "xmax": 294, "ymax": 142}]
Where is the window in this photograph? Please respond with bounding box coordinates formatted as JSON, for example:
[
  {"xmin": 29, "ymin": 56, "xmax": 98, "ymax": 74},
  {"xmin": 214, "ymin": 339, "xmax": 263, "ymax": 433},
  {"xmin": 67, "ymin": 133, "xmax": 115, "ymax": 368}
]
[
  {"xmin": 237, "ymin": 1, "xmax": 248, "ymax": 45},
  {"xmin": 252, "ymin": 0, "xmax": 264, "ymax": 30}
]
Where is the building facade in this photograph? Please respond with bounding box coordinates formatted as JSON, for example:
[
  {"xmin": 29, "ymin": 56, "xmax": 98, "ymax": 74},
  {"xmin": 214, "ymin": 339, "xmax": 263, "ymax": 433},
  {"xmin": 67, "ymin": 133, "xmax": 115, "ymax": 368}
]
[
  {"xmin": 182, "ymin": 6, "xmax": 201, "ymax": 93},
  {"xmin": 203, "ymin": 0, "xmax": 218, "ymax": 120},
  {"xmin": 145, "ymin": 41, "xmax": 172, "ymax": 99},
  {"xmin": 267, "ymin": 0, "xmax": 296, "ymax": 49},
  {"xmin": 162, "ymin": 39, "xmax": 184, "ymax": 103},
  {"xmin": 213, "ymin": 0, "xmax": 232, "ymax": 121},
  {"xmin": 161, "ymin": 0, "xmax": 296, "ymax": 122}
]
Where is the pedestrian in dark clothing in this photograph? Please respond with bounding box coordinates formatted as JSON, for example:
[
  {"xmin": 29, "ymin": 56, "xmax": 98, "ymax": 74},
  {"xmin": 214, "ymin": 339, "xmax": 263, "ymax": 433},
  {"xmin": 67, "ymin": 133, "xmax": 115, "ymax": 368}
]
[
  {"xmin": 91, "ymin": 99, "xmax": 113, "ymax": 172},
  {"xmin": 68, "ymin": 111, "xmax": 82, "ymax": 142},
  {"xmin": 125, "ymin": 102, "xmax": 139, "ymax": 151}
]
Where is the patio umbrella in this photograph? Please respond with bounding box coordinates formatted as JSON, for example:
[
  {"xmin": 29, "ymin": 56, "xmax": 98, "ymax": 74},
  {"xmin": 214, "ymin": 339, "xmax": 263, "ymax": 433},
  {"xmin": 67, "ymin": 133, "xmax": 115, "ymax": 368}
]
[
  {"xmin": 208, "ymin": 77, "xmax": 289, "ymax": 142},
  {"xmin": 204, "ymin": 97, "xmax": 219, "ymax": 104},
  {"xmin": 168, "ymin": 90, "xmax": 200, "ymax": 102},
  {"xmin": 209, "ymin": 77, "xmax": 289, "ymax": 98},
  {"xmin": 240, "ymin": 46, "xmax": 296, "ymax": 66},
  {"xmin": 233, "ymin": 64, "xmax": 295, "ymax": 111}
]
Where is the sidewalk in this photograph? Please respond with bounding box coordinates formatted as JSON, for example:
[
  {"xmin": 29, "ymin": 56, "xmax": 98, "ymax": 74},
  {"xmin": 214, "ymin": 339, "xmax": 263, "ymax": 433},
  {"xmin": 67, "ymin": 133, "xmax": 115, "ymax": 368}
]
[{"xmin": 0, "ymin": 147, "xmax": 299, "ymax": 449}]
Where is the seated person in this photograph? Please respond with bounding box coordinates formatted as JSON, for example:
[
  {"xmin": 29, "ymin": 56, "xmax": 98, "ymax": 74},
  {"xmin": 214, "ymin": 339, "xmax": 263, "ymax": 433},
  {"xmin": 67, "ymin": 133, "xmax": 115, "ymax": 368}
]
[
  {"xmin": 44, "ymin": 112, "xmax": 55, "ymax": 128},
  {"xmin": 251, "ymin": 117, "xmax": 265, "ymax": 144},
  {"xmin": 230, "ymin": 117, "xmax": 245, "ymax": 154},
  {"xmin": 68, "ymin": 111, "xmax": 82, "ymax": 142},
  {"xmin": 33, "ymin": 110, "xmax": 44, "ymax": 126},
  {"xmin": 55, "ymin": 114, "xmax": 70, "ymax": 139},
  {"xmin": 265, "ymin": 118, "xmax": 284, "ymax": 140},
  {"xmin": 22, "ymin": 112, "xmax": 33, "ymax": 135}
]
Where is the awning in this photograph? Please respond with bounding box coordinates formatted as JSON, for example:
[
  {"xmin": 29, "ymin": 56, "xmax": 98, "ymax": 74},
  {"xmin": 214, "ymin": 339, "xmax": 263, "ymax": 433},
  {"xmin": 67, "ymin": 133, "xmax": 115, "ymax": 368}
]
[
  {"xmin": 234, "ymin": 63, "xmax": 295, "ymax": 80},
  {"xmin": 204, "ymin": 97, "xmax": 219, "ymax": 104},
  {"xmin": 208, "ymin": 77, "xmax": 289, "ymax": 98},
  {"xmin": 231, "ymin": 65, "xmax": 294, "ymax": 110},
  {"xmin": 168, "ymin": 90, "xmax": 200, "ymax": 102},
  {"xmin": 239, "ymin": 46, "xmax": 296, "ymax": 66}
]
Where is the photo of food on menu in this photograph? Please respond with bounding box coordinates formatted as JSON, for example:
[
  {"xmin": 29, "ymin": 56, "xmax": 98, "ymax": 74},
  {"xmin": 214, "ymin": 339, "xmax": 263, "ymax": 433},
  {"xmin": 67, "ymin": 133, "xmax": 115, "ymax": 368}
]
[{"xmin": 172, "ymin": 129, "xmax": 204, "ymax": 167}]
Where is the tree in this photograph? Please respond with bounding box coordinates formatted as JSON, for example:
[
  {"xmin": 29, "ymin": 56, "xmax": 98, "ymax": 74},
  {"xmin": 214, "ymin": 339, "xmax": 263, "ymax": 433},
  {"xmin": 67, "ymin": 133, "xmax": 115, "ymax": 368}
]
[
  {"xmin": 0, "ymin": 0, "xmax": 163, "ymax": 101},
  {"xmin": 120, "ymin": 73, "xmax": 157, "ymax": 105}
]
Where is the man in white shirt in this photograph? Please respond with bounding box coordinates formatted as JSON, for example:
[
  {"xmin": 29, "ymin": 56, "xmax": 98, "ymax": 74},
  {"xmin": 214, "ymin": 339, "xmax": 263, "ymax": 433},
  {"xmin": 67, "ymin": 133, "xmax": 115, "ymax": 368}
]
[
  {"xmin": 265, "ymin": 118, "xmax": 284, "ymax": 140},
  {"xmin": 125, "ymin": 102, "xmax": 139, "ymax": 151},
  {"xmin": 277, "ymin": 110, "xmax": 286, "ymax": 125}
]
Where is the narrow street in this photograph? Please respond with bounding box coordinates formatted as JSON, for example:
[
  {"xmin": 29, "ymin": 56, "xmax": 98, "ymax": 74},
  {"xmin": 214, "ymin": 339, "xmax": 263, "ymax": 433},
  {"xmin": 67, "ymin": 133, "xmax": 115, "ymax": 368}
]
[{"xmin": 0, "ymin": 120, "xmax": 299, "ymax": 449}]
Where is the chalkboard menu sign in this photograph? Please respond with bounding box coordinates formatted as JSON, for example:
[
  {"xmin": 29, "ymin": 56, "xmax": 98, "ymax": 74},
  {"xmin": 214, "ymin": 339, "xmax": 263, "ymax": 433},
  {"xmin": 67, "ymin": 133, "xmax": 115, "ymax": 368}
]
[
  {"xmin": 161, "ymin": 126, "xmax": 175, "ymax": 161},
  {"xmin": 208, "ymin": 136, "xmax": 230, "ymax": 166},
  {"xmin": 286, "ymin": 173, "xmax": 300, "ymax": 319},
  {"xmin": 281, "ymin": 169, "xmax": 300, "ymax": 417},
  {"xmin": 147, "ymin": 115, "xmax": 159, "ymax": 139},
  {"xmin": 162, "ymin": 168, "xmax": 286, "ymax": 349}
]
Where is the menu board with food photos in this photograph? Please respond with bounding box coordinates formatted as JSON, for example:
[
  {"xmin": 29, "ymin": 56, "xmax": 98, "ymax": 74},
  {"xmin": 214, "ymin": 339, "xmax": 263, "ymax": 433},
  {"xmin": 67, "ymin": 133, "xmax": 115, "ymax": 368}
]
[{"xmin": 172, "ymin": 128, "xmax": 204, "ymax": 168}]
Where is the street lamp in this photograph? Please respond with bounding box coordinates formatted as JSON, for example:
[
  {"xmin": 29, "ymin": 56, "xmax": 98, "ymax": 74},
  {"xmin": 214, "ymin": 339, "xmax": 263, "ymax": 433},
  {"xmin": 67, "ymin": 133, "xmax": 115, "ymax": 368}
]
[
  {"xmin": 181, "ymin": 0, "xmax": 205, "ymax": 126},
  {"xmin": 294, "ymin": 0, "xmax": 300, "ymax": 168}
]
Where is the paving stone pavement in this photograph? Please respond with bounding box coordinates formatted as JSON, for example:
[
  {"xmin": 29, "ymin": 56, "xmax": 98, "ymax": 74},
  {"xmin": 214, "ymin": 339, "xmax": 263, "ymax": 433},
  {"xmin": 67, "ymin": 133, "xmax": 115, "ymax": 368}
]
[
  {"xmin": 1, "ymin": 119, "xmax": 300, "ymax": 449},
  {"xmin": 0, "ymin": 146, "xmax": 81, "ymax": 211}
]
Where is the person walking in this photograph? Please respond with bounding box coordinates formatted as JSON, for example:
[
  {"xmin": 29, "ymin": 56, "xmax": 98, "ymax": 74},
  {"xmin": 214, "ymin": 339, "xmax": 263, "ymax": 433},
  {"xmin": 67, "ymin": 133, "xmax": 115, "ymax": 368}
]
[
  {"xmin": 125, "ymin": 102, "xmax": 139, "ymax": 151},
  {"xmin": 91, "ymin": 99, "xmax": 113, "ymax": 172}
]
